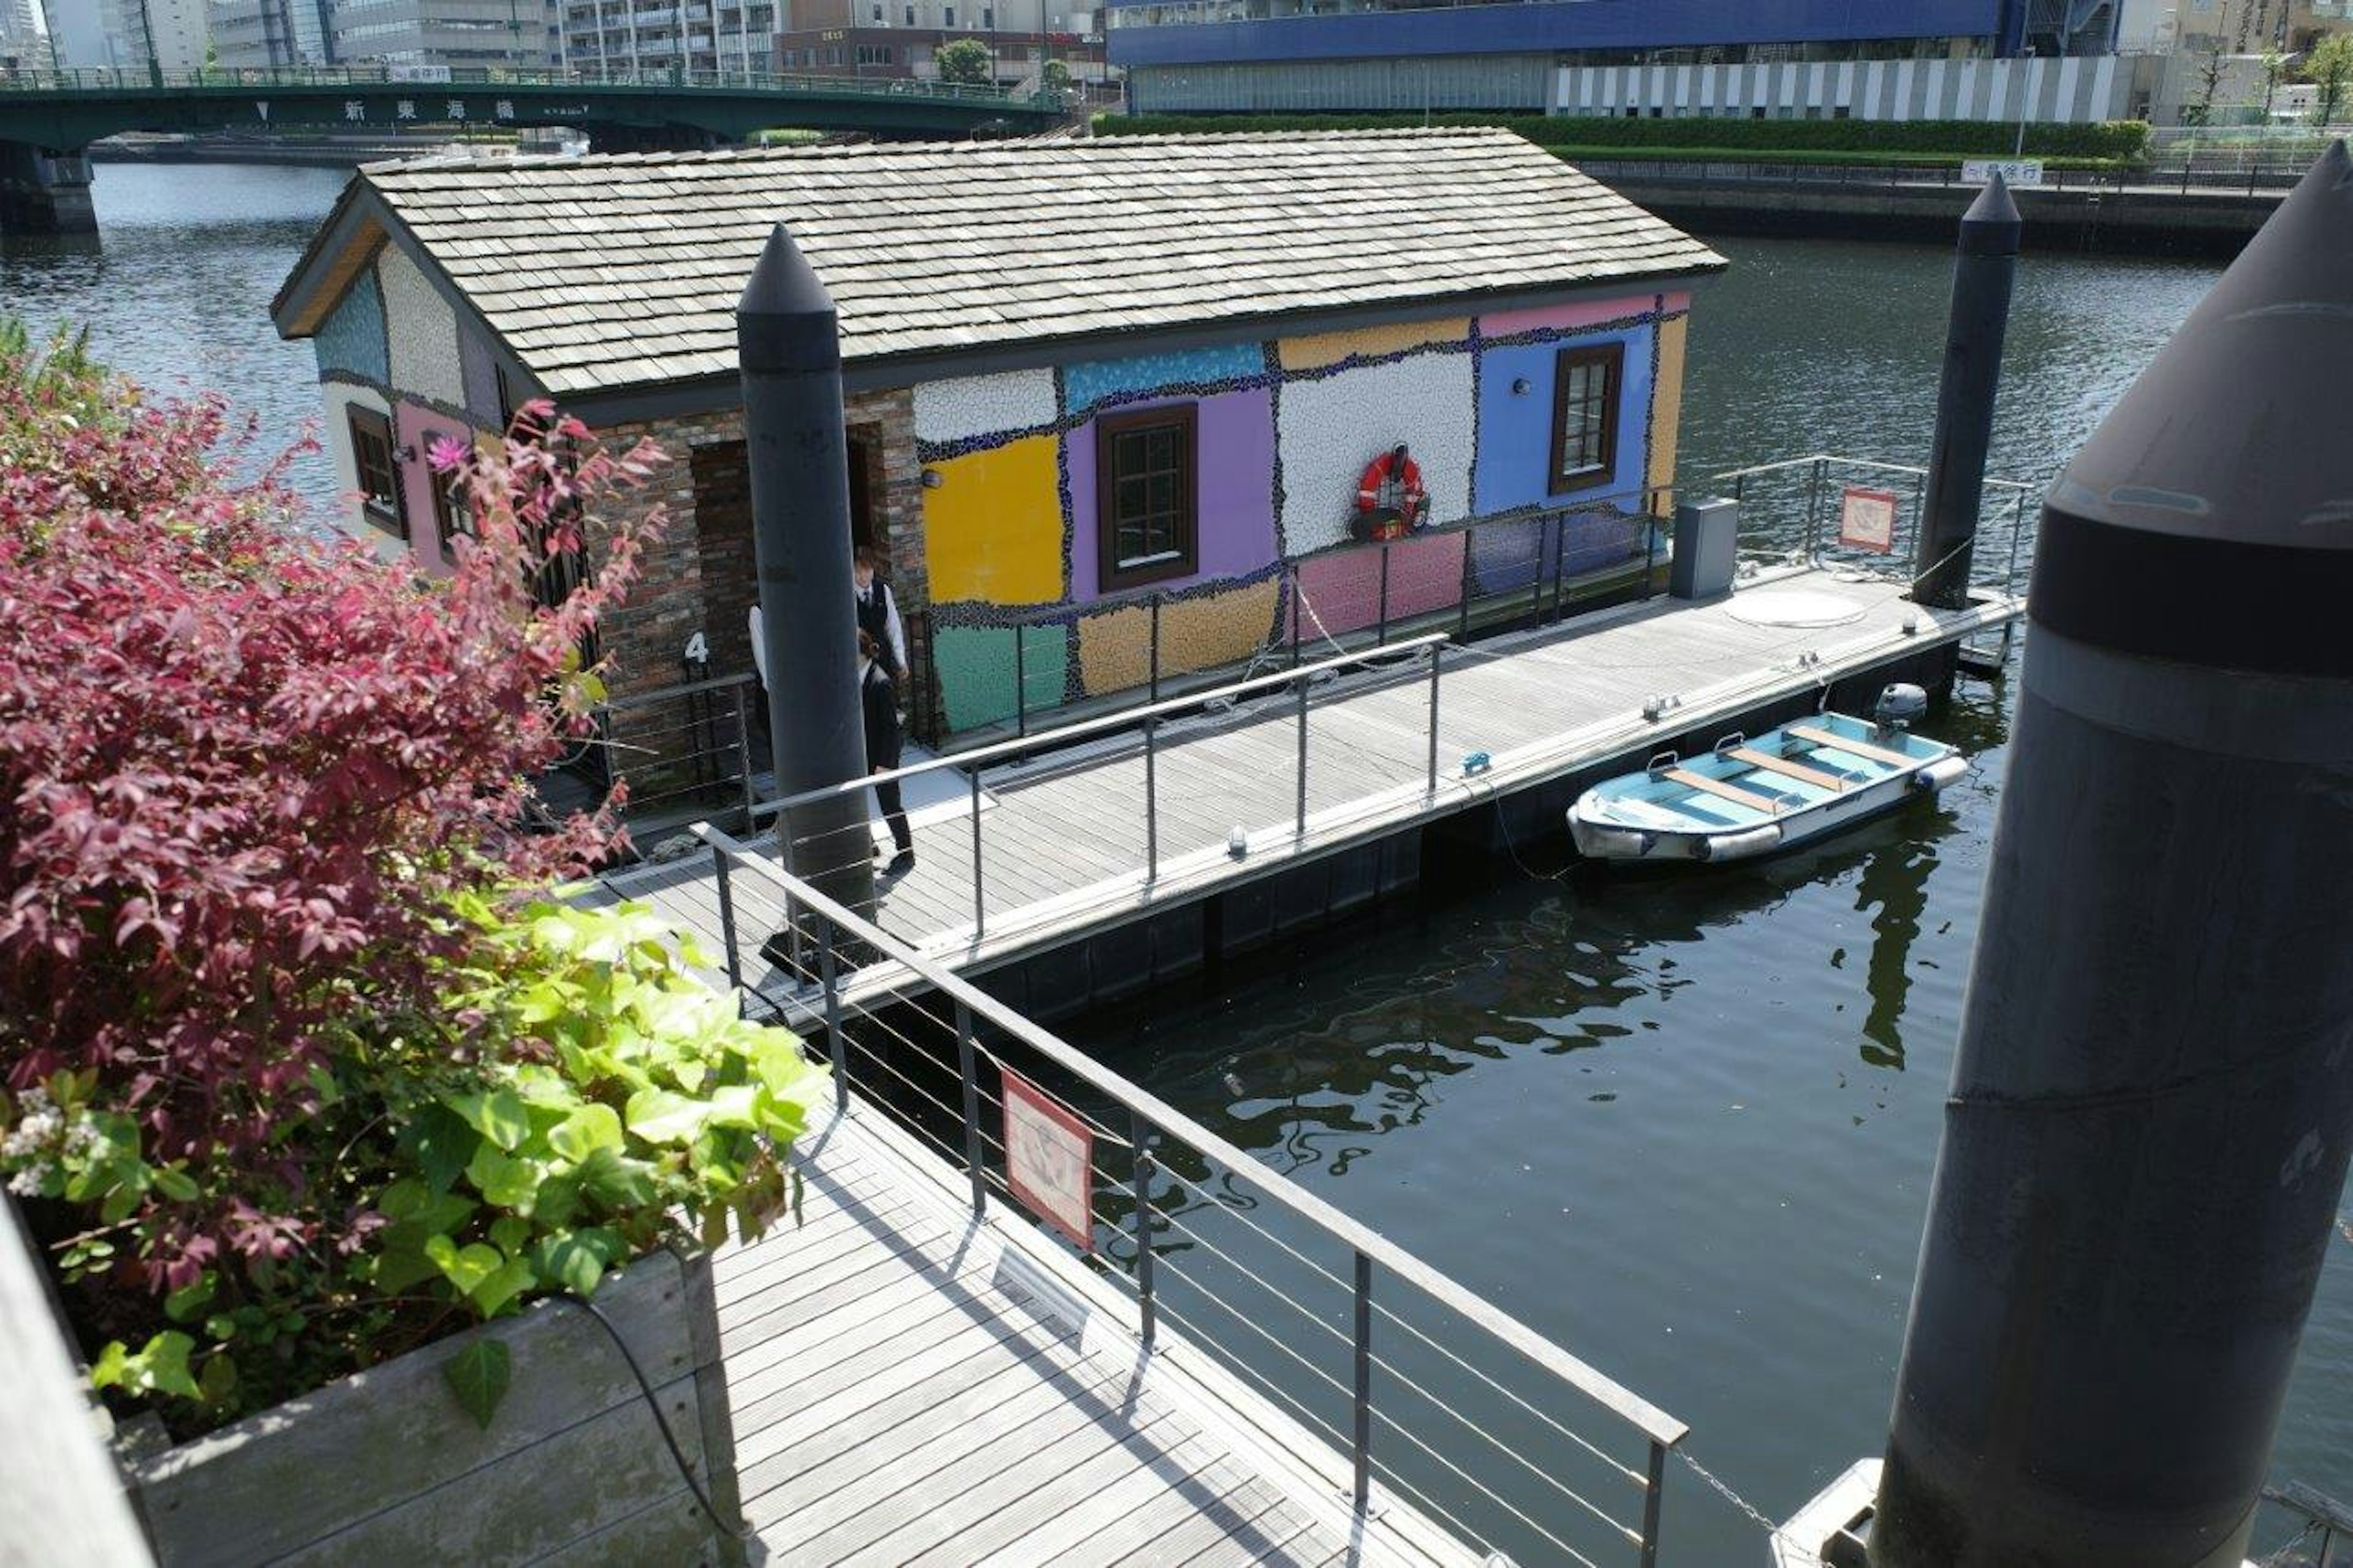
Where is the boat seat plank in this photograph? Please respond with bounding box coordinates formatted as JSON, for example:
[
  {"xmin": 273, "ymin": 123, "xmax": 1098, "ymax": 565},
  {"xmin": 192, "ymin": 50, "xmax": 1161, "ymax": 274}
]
[
  {"xmin": 1729, "ymin": 746, "xmax": 1851, "ymax": 792},
  {"xmin": 1786, "ymin": 724, "xmax": 1915, "ymax": 768},
  {"xmin": 1664, "ymin": 767, "xmax": 1782, "ymax": 816}
]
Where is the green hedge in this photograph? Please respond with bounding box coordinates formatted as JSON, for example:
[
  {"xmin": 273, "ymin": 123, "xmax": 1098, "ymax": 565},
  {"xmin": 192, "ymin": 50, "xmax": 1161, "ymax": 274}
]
[
  {"xmin": 1095, "ymin": 112, "xmax": 2151, "ymax": 161},
  {"xmin": 1542, "ymin": 145, "xmax": 2135, "ymax": 172}
]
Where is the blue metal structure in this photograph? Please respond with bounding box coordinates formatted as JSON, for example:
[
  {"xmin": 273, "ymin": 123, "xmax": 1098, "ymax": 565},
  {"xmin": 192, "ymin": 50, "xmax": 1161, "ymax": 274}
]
[{"xmin": 1104, "ymin": 0, "xmax": 2112, "ymax": 70}]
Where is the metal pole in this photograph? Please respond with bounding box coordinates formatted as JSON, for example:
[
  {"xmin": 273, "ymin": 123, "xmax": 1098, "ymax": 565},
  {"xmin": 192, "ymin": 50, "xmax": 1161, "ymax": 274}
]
[
  {"xmin": 1351, "ymin": 1250, "xmax": 1373, "ymax": 1514},
  {"xmin": 1143, "ymin": 719, "xmax": 1158, "ymax": 883},
  {"xmin": 1375, "ymin": 544, "xmax": 1390, "ymax": 647},
  {"xmin": 732, "ymin": 680, "xmax": 756, "ymax": 828},
  {"xmin": 1149, "ymin": 592, "xmax": 1162, "ymax": 703},
  {"xmin": 1639, "ymin": 1440, "xmax": 1668, "ymax": 1568},
  {"xmin": 1873, "ymin": 145, "xmax": 2353, "ymax": 1567},
  {"xmin": 1424, "ymin": 647, "xmax": 1441, "ymax": 797},
  {"xmin": 1289, "ymin": 566, "xmax": 1302, "ymax": 669},
  {"xmin": 969, "ymin": 766, "xmax": 985, "ymax": 938},
  {"xmin": 1915, "ymin": 175, "xmax": 2022, "ymax": 609},
  {"xmin": 1529, "ymin": 519, "xmax": 1547, "ymax": 627},
  {"xmin": 737, "ymin": 224, "xmax": 875, "ymax": 918},
  {"xmin": 1294, "ymin": 676, "xmax": 1309, "ymax": 839},
  {"xmin": 955, "ymin": 1001, "xmax": 985, "ymax": 1216},
  {"xmin": 819, "ymin": 918, "xmax": 848, "ymax": 1113},
  {"xmin": 1131, "ymin": 1110, "xmax": 1156, "ymax": 1347},
  {"xmin": 1804, "ymin": 456, "xmax": 1824, "ymax": 562},
  {"xmin": 711, "ymin": 843, "xmax": 743, "ymax": 994}
]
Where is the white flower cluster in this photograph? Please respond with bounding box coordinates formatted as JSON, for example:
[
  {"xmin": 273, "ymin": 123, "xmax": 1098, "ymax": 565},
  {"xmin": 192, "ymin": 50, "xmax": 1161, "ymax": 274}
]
[{"xmin": 2, "ymin": 1086, "xmax": 94, "ymax": 1198}]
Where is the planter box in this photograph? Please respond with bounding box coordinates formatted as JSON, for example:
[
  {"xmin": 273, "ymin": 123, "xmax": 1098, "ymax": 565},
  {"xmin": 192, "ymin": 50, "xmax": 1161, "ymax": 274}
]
[{"xmin": 116, "ymin": 1244, "xmax": 745, "ymax": 1567}]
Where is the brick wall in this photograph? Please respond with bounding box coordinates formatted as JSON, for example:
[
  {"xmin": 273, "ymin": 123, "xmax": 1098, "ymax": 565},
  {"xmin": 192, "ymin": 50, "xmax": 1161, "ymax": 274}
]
[{"xmin": 586, "ymin": 390, "xmax": 928, "ymax": 793}]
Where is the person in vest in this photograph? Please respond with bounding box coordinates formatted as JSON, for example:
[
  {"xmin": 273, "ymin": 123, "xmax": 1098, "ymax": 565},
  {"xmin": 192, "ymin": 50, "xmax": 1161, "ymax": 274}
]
[
  {"xmin": 859, "ymin": 628, "xmax": 914, "ymax": 876},
  {"xmin": 853, "ymin": 545, "xmax": 905, "ymax": 689}
]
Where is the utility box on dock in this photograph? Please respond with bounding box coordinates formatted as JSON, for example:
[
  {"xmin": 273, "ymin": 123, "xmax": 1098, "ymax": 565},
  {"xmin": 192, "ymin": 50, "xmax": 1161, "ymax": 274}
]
[{"xmin": 1670, "ymin": 498, "xmax": 1740, "ymax": 600}]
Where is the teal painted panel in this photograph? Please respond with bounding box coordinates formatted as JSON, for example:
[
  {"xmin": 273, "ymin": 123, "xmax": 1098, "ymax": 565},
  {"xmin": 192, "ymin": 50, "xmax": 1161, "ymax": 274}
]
[
  {"xmin": 314, "ymin": 265, "xmax": 388, "ymax": 386},
  {"xmin": 934, "ymin": 622, "xmax": 1070, "ymax": 733},
  {"xmin": 1062, "ymin": 343, "xmax": 1267, "ymax": 417}
]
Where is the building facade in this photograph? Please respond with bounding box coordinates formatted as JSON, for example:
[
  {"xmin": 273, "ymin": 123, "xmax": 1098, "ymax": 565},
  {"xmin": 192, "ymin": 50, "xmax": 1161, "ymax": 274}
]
[
  {"xmin": 559, "ymin": 0, "xmax": 773, "ymax": 80},
  {"xmin": 100, "ymin": 0, "xmax": 211, "ymax": 70},
  {"xmin": 272, "ymin": 132, "xmax": 1719, "ymax": 758},
  {"xmin": 1110, "ymin": 0, "xmax": 2124, "ymax": 115},
  {"xmin": 207, "ymin": 0, "xmax": 335, "ymax": 66},
  {"xmin": 769, "ymin": 0, "xmax": 1110, "ymax": 93},
  {"xmin": 328, "ymin": 0, "xmax": 561, "ymax": 69}
]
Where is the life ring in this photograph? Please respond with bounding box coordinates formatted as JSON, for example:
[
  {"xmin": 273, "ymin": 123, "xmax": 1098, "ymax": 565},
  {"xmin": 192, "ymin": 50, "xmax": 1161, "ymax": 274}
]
[{"xmin": 1353, "ymin": 445, "xmax": 1427, "ymax": 542}]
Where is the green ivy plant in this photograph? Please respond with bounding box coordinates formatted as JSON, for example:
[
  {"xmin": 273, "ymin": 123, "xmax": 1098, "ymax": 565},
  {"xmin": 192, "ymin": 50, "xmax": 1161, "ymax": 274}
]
[{"xmin": 5, "ymin": 898, "xmax": 827, "ymax": 1433}]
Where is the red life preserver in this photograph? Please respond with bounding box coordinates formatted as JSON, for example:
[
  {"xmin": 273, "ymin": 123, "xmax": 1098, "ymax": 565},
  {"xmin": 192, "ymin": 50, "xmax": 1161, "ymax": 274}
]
[{"xmin": 1353, "ymin": 446, "xmax": 1427, "ymax": 542}]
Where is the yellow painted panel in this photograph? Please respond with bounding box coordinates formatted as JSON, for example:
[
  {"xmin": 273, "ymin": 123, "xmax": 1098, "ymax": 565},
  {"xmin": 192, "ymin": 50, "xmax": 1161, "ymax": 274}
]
[
  {"xmin": 1078, "ymin": 578, "xmax": 1283, "ymax": 697},
  {"xmin": 1277, "ymin": 317, "xmax": 1469, "ymax": 373},
  {"xmin": 923, "ymin": 434, "xmax": 1065, "ymax": 605},
  {"xmin": 1647, "ymin": 314, "xmax": 1689, "ymax": 502}
]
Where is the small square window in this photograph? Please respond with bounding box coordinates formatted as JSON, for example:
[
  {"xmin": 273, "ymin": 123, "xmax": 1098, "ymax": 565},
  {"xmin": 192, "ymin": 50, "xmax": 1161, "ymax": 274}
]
[
  {"xmin": 1095, "ymin": 406, "xmax": 1197, "ymax": 591},
  {"xmin": 347, "ymin": 406, "xmax": 407, "ymax": 539},
  {"xmin": 1548, "ymin": 344, "xmax": 1623, "ymax": 494}
]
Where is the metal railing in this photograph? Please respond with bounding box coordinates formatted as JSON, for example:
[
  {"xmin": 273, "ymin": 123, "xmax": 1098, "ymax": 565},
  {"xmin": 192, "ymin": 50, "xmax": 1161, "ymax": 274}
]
[
  {"xmin": 691, "ymin": 819, "xmax": 1691, "ymax": 1565},
  {"xmin": 1711, "ymin": 453, "xmax": 2035, "ymax": 602},
  {"xmin": 926, "ymin": 489, "xmax": 1673, "ymax": 745},
  {"xmin": 756, "ymin": 631, "xmax": 1451, "ymax": 942},
  {"xmin": 0, "ymin": 63, "xmax": 1062, "ymax": 110},
  {"xmin": 2259, "ymin": 1481, "xmax": 2353, "ymax": 1567},
  {"xmin": 576, "ymin": 668, "xmax": 762, "ymax": 829},
  {"xmin": 1582, "ymin": 153, "xmax": 2308, "ymax": 196}
]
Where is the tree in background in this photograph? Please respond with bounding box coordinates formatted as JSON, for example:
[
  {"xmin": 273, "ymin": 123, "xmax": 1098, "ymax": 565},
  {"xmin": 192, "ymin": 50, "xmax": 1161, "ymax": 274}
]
[
  {"xmin": 935, "ymin": 36, "xmax": 993, "ymax": 87},
  {"xmin": 2307, "ymin": 34, "xmax": 2353, "ymax": 127},
  {"xmin": 1042, "ymin": 57, "xmax": 1072, "ymax": 92}
]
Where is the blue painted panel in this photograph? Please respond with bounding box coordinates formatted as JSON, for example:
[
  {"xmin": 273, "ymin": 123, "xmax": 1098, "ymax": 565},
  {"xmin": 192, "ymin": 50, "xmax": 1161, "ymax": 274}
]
[
  {"xmin": 1107, "ymin": 0, "xmax": 2005, "ymax": 66},
  {"xmin": 1472, "ymin": 323, "xmax": 1653, "ymax": 518},
  {"xmin": 1062, "ymin": 343, "xmax": 1267, "ymax": 417},
  {"xmin": 313, "ymin": 264, "xmax": 388, "ymax": 386}
]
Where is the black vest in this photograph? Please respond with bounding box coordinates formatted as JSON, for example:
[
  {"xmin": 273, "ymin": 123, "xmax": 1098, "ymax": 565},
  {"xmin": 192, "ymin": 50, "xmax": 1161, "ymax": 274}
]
[{"xmin": 855, "ymin": 580, "xmax": 900, "ymax": 679}]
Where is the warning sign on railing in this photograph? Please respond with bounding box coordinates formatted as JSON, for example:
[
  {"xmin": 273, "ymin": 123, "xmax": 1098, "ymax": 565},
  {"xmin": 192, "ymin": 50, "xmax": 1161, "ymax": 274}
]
[
  {"xmin": 1839, "ymin": 486, "xmax": 1900, "ymax": 555},
  {"xmin": 1002, "ymin": 1069, "xmax": 1095, "ymax": 1252}
]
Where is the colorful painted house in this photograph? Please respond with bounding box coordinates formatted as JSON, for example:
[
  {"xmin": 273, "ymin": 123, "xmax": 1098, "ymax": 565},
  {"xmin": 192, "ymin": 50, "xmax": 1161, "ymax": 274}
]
[{"xmin": 271, "ymin": 129, "xmax": 1724, "ymax": 750}]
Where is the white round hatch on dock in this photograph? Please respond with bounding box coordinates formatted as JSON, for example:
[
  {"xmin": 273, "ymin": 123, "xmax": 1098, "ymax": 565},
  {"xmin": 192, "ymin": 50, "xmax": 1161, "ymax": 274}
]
[{"xmin": 1726, "ymin": 589, "xmax": 1868, "ymax": 629}]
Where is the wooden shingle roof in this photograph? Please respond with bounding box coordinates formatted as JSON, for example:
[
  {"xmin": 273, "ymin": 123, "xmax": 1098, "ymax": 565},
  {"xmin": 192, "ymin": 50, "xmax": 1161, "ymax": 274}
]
[{"xmin": 350, "ymin": 128, "xmax": 1725, "ymax": 400}]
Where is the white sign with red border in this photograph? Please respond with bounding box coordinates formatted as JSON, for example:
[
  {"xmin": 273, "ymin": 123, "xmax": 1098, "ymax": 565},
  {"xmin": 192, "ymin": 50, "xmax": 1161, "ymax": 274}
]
[
  {"xmin": 1839, "ymin": 486, "xmax": 1901, "ymax": 555},
  {"xmin": 1002, "ymin": 1069, "xmax": 1095, "ymax": 1252}
]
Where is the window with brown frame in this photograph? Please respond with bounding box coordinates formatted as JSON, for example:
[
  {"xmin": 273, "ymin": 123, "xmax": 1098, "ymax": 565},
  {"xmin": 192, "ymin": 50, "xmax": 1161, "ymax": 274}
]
[
  {"xmin": 429, "ymin": 463, "xmax": 472, "ymax": 546},
  {"xmin": 1549, "ymin": 344, "xmax": 1624, "ymax": 494},
  {"xmin": 1095, "ymin": 405, "xmax": 1197, "ymax": 592},
  {"xmin": 347, "ymin": 406, "xmax": 406, "ymax": 539}
]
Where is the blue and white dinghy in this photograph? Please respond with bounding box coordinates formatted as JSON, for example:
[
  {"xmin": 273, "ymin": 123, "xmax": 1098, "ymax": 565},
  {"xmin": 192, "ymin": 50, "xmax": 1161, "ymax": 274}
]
[{"xmin": 1569, "ymin": 685, "xmax": 1969, "ymax": 864}]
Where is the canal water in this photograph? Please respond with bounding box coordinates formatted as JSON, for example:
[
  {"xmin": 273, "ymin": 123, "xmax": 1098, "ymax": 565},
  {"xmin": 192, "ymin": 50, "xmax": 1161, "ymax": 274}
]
[{"xmin": 8, "ymin": 165, "xmax": 2345, "ymax": 1562}]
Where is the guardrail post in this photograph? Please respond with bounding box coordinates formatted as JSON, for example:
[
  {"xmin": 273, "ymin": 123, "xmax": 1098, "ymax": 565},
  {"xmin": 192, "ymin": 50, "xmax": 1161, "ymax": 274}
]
[
  {"xmin": 732, "ymin": 680, "xmax": 757, "ymax": 828},
  {"xmin": 955, "ymin": 1001, "xmax": 986, "ymax": 1216},
  {"xmin": 1013, "ymin": 624, "xmax": 1028, "ymax": 739},
  {"xmin": 819, "ymin": 917, "xmax": 848, "ymax": 1113},
  {"xmin": 1149, "ymin": 592, "xmax": 1162, "ymax": 704},
  {"xmin": 1351, "ymin": 1250, "xmax": 1373, "ymax": 1514},
  {"xmin": 1144, "ymin": 718, "xmax": 1159, "ymax": 883},
  {"xmin": 1639, "ymin": 1437, "xmax": 1669, "ymax": 1568},
  {"xmin": 1295, "ymin": 675, "xmax": 1310, "ymax": 840},
  {"xmin": 1805, "ymin": 456, "xmax": 1824, "ymax": 564},
  {"xmin": 711, "ymin": 843, "xmax": 743, "ymax": 994},
  {"xmin": 1425, "ymin": 646, "xmax": 1441, "ymax": 798},
  {"xmin": 1290, "ymin": 566, "xmax": 1303, "ymax": 669},
  {"xmin": 969, "ymin": 767, "xmax": 986, "ymax": 939},
  {"xmin": 1131, "ymin": 1110, "xmax": 1156, "ymax": 1347},
  {"xmin": 1457, "ymin": 524, "xmax": 1475, "ymax": 641}
]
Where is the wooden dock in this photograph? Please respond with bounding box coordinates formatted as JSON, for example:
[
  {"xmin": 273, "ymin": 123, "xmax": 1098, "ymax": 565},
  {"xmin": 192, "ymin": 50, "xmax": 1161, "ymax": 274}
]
[
  {"xmin": 600, "ymin": 562, "xmax": 2020, "ymax": 1013},
  {"xmin": 719, "ymin": 1097, "xmax": 1474, "ymax": 1566}
]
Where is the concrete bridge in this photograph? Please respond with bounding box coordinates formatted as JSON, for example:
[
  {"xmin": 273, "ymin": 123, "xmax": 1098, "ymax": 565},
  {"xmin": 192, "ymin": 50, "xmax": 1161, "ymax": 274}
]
[{"xmin": 0, "ymin": 66, "xmax": 1067, "ymax": 234}]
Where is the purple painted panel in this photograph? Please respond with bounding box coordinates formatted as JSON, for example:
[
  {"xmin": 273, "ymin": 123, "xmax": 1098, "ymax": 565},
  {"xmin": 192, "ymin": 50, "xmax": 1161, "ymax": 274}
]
[
  {"xmin": 459, "ymin": 328, "xmax": 502, "ymax": 426},
  {"xmin": 1294, "ymin": 532, "xmax": 1466, "ymax": 638},
  {"xmin": 1067, "ymin": 387, "xmax": 1278, "ymax": 605},
  {"xmin": 395, "ymin": 398, "xmax": 469, "ymax": 575}
]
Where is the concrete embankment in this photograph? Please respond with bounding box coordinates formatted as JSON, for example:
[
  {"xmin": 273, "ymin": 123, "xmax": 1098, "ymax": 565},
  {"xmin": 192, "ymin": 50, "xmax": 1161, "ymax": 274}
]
[{"xmin": 1578, "ymin": 163, "xmax": 2279, "ymax": 259}]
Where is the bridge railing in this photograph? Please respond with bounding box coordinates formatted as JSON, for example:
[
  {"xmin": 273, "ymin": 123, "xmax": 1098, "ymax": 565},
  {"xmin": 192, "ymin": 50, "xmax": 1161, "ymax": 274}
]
[{"xmin": 0, "ymin": 63, "xmax": 1063, "ymax": 110}]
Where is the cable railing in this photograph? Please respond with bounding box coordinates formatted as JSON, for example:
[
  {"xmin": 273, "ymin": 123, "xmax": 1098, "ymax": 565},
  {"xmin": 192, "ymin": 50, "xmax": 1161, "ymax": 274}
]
[
  {"xmin": 689, "ymin": 819, "xmax": 1691, "ymax": 1566},
  {"xmin": 1712, "ymin": 452, "xmax": 2034, "ymax": 599},
  {"xmin": 0, "ymin": 63, "xmax": 1063, "ymax": 110}
]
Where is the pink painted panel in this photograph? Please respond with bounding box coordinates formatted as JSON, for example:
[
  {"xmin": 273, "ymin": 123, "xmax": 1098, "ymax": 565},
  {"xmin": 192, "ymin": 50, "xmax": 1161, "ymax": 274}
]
[
  {"xmin": 1293, "ymin": 532, "xmax": 1466, "ymax": 638},
  {"xmin": 1480, "ymin": 294, "xmax": 1661, "ymax": 339}
]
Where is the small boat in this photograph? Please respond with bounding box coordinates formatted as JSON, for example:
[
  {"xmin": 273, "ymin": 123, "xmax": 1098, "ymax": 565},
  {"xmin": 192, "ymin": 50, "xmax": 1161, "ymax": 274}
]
[{"xmin": 1569, "ymin": 684, "xmax": 1969, "ymax": 864}]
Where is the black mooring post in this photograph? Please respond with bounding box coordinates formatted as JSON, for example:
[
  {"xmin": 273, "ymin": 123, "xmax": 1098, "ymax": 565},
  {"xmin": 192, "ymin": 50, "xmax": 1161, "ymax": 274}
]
[
  {"xmin": 1873, "ymin": 143, "xmax": 2353, "ymax": 1568},
  {"xmin": 1913, "ymin": 173, "xmax": 2021, "ymax": 610},
  {"xmin": 736, "ymin": 223, "xmax": 875, "ymax": 919}
]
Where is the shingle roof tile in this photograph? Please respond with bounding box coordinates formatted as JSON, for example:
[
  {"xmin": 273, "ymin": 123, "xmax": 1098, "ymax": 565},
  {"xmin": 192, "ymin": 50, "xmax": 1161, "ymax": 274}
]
[{"xmin": 363, "ymin": 129, "xmax": 1722, "ymax": 399}]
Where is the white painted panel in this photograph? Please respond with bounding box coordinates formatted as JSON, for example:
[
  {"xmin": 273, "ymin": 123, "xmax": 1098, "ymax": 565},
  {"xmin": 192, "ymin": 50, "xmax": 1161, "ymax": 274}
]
[
  {"xmin": 1836, "ymin": 60, "xmax": 1855, "ymax": 109},
  {"xmin": 1276, "ymin": 354, "xmax": 1475, "ymax": 555},
  {"xmin": 912, "ymin": 369, "xmax": 1059, "ymax": 444},
  {"xmin": 321, "ymin": 383, "xmax": 404, "ymax": 563},
  {"xmin": 1675, "ymin": 63, "xmax": 1691, "ymax": 111},
  {"xmin": 377, "ymin": 243, "xmax": 464, "ymax": 409},
  {"xmin": 1893, "ymin": 60, "xmax": 1915, "ymax": 121}
]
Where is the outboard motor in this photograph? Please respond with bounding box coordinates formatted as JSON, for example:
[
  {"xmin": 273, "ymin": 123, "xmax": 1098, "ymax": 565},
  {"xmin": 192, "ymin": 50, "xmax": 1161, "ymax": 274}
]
[{"xmin": 1873, "ymin": 682, "xmax": 1930, "ymax": 739}]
